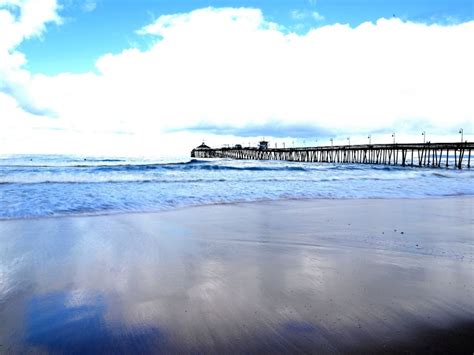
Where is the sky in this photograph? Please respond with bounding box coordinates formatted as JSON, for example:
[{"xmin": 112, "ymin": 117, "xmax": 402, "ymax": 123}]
[{"xmin": 0, "ymin": 0, "xmax": 473, "ymax": 157}]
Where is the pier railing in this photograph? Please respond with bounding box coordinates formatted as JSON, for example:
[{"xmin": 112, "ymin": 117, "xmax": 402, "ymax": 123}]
[{"xmin": 191, "ymin": 142, "xmax": 473, "ymax": 169}]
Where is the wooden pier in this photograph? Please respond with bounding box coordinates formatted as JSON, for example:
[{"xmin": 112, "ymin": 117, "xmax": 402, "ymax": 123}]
[{"xmin": 192, "ymin": 142, "xmax": 473, "ymax": 169}]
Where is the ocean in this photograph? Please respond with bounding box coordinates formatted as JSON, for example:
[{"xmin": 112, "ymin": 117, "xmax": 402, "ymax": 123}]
[{"xmin": 1, "ymin": 154, "xmax": 473, "ymax": 219}]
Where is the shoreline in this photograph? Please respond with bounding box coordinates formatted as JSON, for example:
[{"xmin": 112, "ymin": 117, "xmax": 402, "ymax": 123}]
[
  {"xmin": 1, "ymin": 194, "xmax": 473, "ymax": 222},
  {"xmin": 1, "ymin": 197, "xmax": 473, "ymax": 352}
]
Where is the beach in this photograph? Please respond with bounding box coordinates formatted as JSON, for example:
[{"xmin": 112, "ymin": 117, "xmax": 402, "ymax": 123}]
[{"xmin": 0, "ymin": 197, "xmax": 473, "ymax": 353}]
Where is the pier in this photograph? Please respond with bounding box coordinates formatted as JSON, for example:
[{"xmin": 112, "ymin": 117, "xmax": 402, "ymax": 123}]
[{"xmin": 192, "ymin": 142, "xmax": 473, "ymax": 169}]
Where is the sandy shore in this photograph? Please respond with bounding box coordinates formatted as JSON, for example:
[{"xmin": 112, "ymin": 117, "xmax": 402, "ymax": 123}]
[{"xmin": 0, "ymin": 197, "xmax": 473, "ymax": 353}]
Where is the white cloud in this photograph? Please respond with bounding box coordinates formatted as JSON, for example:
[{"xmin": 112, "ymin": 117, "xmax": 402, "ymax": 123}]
[
  {"xmin": 0, "ymin": 0, "xmax": 60, "ymax": 50},
  {"xmin": 82, "ymin": 0, "xmax": 96, "ymax": 13},
  {"xmin": 1, "ymin": 7, "xmax": 473, "ymax": 156},
  {"xmin": 312, "ymin": 11, "xmax": 324, "ymax": 21},
  {"xmin": 290, "ymin": 10, "xmax": 308, "ymax": 21},
  {"xmin": 290, "ymin": 9, "xmax": 324, "ymax": 22},
  {"xmin": 0, "ymin": 0, "xmax": 61, "ymax": 113}
]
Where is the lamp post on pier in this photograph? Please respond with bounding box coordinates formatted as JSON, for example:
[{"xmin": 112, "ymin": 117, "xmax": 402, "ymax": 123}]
[
  {"xmin": 368, "ymin": 135, "xmax": 371, "ymax": 145},
  {"xmin": 422, "ymin": 131, "xmax": 426, "ymax": 143},
  {"xmin": 347, "ymin": 137, "xmax": 351, "ymax": 146},
  {"xmin": 330, "ymin": 138, "xmax": 333, "ymax": 147},
  {"xmin": 392, "ymin": 132, "xmax": 396, "ymax": 144},
  {"xmin": 459, "ymin": 128, "xmax": 464, "ymax": 142}
]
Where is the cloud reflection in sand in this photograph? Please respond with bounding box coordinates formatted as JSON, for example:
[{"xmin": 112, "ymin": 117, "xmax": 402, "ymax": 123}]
[{"xmin": 1, "ymin": 199, "xmax": 473, "ymax": 352}]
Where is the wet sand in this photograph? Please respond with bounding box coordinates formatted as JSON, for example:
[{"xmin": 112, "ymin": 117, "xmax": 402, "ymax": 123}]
[{"xmin": 0, "ymin": 197, "xmax": 473, "ymax": 353}]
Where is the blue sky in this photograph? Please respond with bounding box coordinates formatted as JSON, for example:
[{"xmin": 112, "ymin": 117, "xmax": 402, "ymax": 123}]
[{"xmin": 20, "ymin": 0, "xmax": 474, "ymax": 75}]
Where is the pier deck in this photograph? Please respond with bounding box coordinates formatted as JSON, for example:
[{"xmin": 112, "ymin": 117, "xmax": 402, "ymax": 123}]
[{"xmin": 192, "ymin": 142, "xmax": 473, "ymax": 169}]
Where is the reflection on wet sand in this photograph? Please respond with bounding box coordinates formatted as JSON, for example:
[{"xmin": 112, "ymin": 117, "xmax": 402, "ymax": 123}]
[{"xmin": 0, "ymin": 198, "xmax": 473, "ymax": 353}]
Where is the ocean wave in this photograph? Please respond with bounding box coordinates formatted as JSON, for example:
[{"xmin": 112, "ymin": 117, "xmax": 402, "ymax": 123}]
[
  {"xmin": 81, "ymin": 158, "xmax": 125, "ymax": 162},
  {"xmin": 0, "ymin": 158, "xmax": 197, "ymax": 168},
  {"xmin": 431, "ymin": 172, "xmax": 452, "ymax": 178},
  {"xmin": 0, "ymin": 159, "xmax": 309, "ymax": 172},
  {"xmin": 421, "ymin": 171, "xmax": 473, "ymax": 179},
  {"xmin": 0, "ymin": 178, "xmax": 224, "ymax": 185},
  {"xmin": 2, "ymin": 191, "xmax": 473, "ymax": 221},
  {"xmin": 75, "ymin": 158, "xmax": 204, "ymax": 168},
  {"xmin": 86, "ymin": 161, "xmax": 309, "ymax": 172},
  {"xmin": 2, "ymin": 155, "xmax": 474, "ymax": 220},
  {"xmin": 0, "ymin": 174, "xmax": 429, "ymax": 185}
]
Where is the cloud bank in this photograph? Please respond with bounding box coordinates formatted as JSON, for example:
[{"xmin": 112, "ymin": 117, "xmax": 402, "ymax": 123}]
[{"xmin": 0, "ymin": 5, "xmax": 473, "ymax": 155}]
